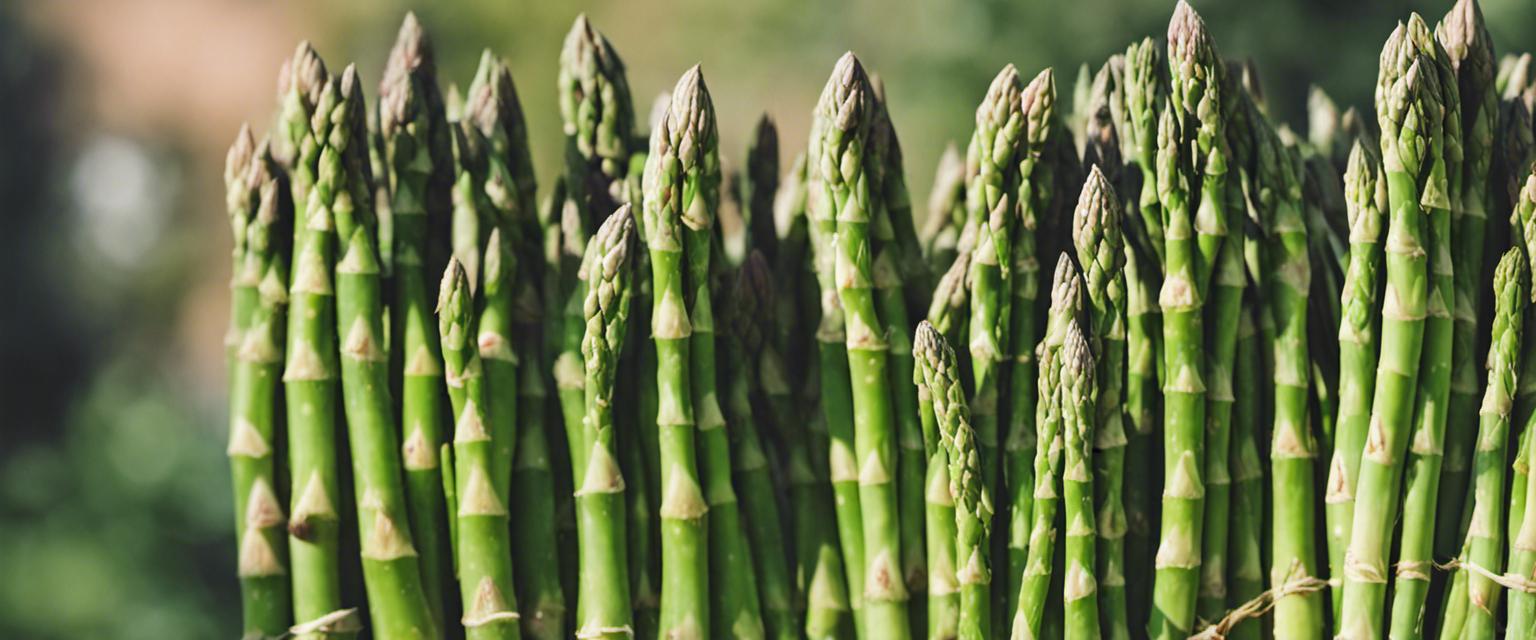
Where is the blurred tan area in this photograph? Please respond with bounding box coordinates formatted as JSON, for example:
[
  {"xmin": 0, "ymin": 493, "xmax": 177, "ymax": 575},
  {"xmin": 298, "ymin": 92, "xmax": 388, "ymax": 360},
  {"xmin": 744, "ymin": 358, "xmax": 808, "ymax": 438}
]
[{"xmin": 3, "ymin": 0, "xmax": 1532, "ymax": 637}]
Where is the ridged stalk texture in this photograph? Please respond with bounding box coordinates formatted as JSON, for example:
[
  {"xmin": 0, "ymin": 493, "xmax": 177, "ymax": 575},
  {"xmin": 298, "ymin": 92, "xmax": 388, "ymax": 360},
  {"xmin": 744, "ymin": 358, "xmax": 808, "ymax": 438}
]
[
  {"xmin": 1074, "ymin": 166, "xmax": 1128, "ymax": 640},
  {"xmin": 439, "ymin": 257, "xmax": 521, "ymax": 640},
  {"xmin": 1015, "ymin": 256, "xmax": 1084, "ymax": 638},
  {"xmin": 228, "ymin": 131, "xmax": 295, "ymax": 639},
  {"xmin": 726, "ymin": 253, "xmax": 800, "ymax": 640},
  {"xmin": 814, "ymin": 53, "xmax": 912, "ymax": 639},
  {"xmin": 641, "ymin": 65, "xmax": 711, "ymax": 640},
  {"xmin": 1337, "ymin": 19, "xmax": 1439, "ymax": 639},
  {"xmin": 916, "ymin": 322, "xmax": 995, "ymax": 640},
  {"xmin": 379, "ymin": 22, "xmax": 454, "ymax": 627},
  {"xmin": 1324, "ymin": 140, "xmax": 1387, "ymax": 624},
  {"xmin": 1388, "ymin": 21, "xmax": 1462, "ymax": 638},
  {"xmin": 1433, "ymin": 0, "xmax": 1498, "ymax": 569},
  {"xmin": 331, "ymin": 64, "xmax": 438, "ymax": 639}
]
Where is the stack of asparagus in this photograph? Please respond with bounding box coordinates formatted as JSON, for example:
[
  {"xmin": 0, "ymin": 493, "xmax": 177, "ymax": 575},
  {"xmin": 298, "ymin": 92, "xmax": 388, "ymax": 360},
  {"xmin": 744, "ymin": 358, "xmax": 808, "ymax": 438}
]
[{"xmin": 223, "ymin": 1, "xmax": 1536, "ymax": 637}]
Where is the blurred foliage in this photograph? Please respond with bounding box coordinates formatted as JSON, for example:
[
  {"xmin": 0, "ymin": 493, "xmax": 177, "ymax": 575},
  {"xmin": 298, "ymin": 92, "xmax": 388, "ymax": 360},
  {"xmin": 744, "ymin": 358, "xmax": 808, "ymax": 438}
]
[{"xmin": 0, "ymin": 0, "xmax": 1533, "ymax": 637}]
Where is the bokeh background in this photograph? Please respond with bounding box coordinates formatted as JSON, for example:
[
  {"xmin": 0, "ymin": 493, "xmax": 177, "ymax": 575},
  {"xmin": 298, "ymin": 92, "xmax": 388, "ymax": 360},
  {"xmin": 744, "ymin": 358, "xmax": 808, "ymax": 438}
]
[{"xmin": 2, "ymin": 0, "xmax": 1533, "ymax": 636}]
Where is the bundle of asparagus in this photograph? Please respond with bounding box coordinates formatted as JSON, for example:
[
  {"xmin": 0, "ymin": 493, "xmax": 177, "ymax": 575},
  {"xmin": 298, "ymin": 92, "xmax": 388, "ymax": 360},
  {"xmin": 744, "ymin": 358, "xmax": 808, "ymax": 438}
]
[{"xmin": 223, "ymin": 1, "xmax": 1536, "ymax": 638}]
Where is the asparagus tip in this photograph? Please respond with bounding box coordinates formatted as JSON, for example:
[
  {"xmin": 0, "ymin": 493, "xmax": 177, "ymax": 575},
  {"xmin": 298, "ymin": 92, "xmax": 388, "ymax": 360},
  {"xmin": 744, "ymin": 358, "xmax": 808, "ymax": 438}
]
[{"xmin": 226, "ymin": 124, "xmax": 256, "ymax": 184}]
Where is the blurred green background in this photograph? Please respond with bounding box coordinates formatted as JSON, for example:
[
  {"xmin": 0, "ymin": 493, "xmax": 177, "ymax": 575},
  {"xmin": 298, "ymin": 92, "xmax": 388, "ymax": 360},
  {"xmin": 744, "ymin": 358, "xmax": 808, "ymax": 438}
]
[{"xmin": 1, "ymin": 0, "xmax": 1532, "ymax": 636}]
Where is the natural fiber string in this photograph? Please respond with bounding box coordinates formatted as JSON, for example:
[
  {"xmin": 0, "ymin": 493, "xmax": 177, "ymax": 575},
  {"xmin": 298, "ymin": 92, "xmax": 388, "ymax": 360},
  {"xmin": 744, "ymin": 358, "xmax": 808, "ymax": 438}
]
[
  {"xmin": 289, "ymin": 608, "xmax": 363, "ymax": 635},
  {"xmin": 1190, "ymin": 560, "xmax": 1328, "ymax": 640},
  {"xmin": 1434, "ymin": 558, "xmax": 1536, "ymax": 594}
]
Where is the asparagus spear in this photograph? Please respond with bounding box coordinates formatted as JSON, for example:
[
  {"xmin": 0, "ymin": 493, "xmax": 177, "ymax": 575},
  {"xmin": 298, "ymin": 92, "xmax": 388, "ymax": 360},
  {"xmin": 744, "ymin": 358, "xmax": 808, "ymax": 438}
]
[
  {"xmin": 1446, "ymin": 248, "xmax": 1527, "ymax": 639},
  {"xmin": 752, "ymin": 234, "xmax": 854, "ymax": 639},
  {"xmin": 1505, "ymin": 106, "xmax": 1536, "ymax": 599},
  {"xmin": 665, "ymin": 67, "xmax": 767, "ymax": 639},
  {"xmin": 1433, "ymin": 2, "xmax": 1497, "ymax": 568},
  {"xmin": 559, "ymin": 14, "xmax": 637, "ymax": 228},
  {"xmin": 1060, "ymin": 321, "xmax": 1100, "ymax": 640},
  {"xmin": 438, "ymin": 255, "xmax": 521, "ymax": 640},
  {"xmin": 464, "ymin": 52, "xmax": 569, "ymax": 640},
  {"xmin": 228, "ymin": 130, "xmax": 294, "ymax": 638},
  {"xmin": 1004, "ymin": 68, "xmax": 1057, "ymax": 620},
  {"xmin": 1389, "ymin": 21, "xmax": 1463, "ymax": 638},
  {"xmin": 1507, "ymin": 245, "xmax": 1536, "ymax": 638},
  {"xmin": 641, "ymin": 65, "xmax": 711, "ymax": 640},
  {"xmin": 806, "ymin": 54, "xmax": 868, "ymax": 634},
  {"xmin": 1014, "ymin": 254, "xmax": 1084, "ymax": 638},
  {"xmin": 1124, "ymin": 37, "xmax": 1166, "ymax": 266},
  {"xmin": 1075, "ymin": 166, "xmax": 1128, "ymax": 639},
  {"xmin": 965, "ymin": 64, "xmax": 1026, "ymax": 533},
  {"xmin": 1337, "ymin": 20, "xmax": 1440, "ymax": 639},
  {"xmin": 815, "ymin": 53, "xmax": 912, "ymax": 638},
  {"xmin": 573, "ymin": 206, "xmax": 639, "ymax": 639},
  {"xmin": 924, "ymin": 249, "xmax": 969, "ymax": 639},
  {"xmin": 1258, "ymin": 121, "xmax": 1326, "ymax": 640},
  {"xmin": 923, "ymin": 143, "xmax": 967, "ymax": 275},
  {"xmin": 915, "ymin": 321, "xmax": 995, "ymax": 640},
  {"xmin": 1325, "ymin": 138, "xmax": 1387, "ymax": 622},
  {"xmin": 326, "ymin": 63, "xmax": 438, "ymax": 638},
  {"xmin": 378, "ymin": 23, "xmax": 454, "ymax": 627},
  {"xmin": 1225, "ymin": 305, "xmax": 1263, "ymax": 640},
  {"xmin": 726, "ymin": 253, "xmax": 799, "ymax": 640},
  {"xmin": 869, "ymin": 80, "xmax": 929, "ymax": 624}
]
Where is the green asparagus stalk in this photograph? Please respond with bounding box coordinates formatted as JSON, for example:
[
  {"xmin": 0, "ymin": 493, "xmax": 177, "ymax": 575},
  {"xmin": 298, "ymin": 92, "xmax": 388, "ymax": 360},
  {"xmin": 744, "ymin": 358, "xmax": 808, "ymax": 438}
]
[
  {"xmin": 1119, "ymin": 48, "xmax": 1167, "ymax": 631},
  {"xmin": 662, "ymin": 67, "xmax": 767, "ymax": 640},
  {"xmin": 753, "ymin": 235, "xmax": 854, "ymax": 640},
  {"xmin": 438, "ymin": 255, "xmax": 521, "ymax": 640},
  {"xmin": 872, "ymin": 85, "xmax": 932, "ymax": 320},
  {"xmin": 807, "ymin": 54, "xmax": 868, "ymax": 635},
  {"xmin": 1389, "ymin": 20, "xmax": 1463, "ymax": 638},
  {"xmin": 379, "ymin": 23, "xmax": 454, "ymax": 627},
  {"xmin": 923, "ymin": 142, "xmax": 967, "ymax": 275},
  {"xmin": 1060, "ymin": 322, "xmax": 1100, "ymax": 640},
  {"xmin": 1325, "ymin": 138, "xmax": 1387, "ymax": 623},
  {"xmin": 1124, "ymin": 37, "xmax": 1166, "ymax": 266},
  {"xmin": 815, "ymin": 53, "xmax": 912, "ymax": 638},
  {"xmin": 965, "ymin": 64, "xmax": 1026, "ymax": 527},
  {"xmin": 1508, "ymin": 235, "xmax": 1536, "ymax": 639},
  {"xmin": 916, "ymin": 321, "xmax": 995, "ymax": 640},
  {"xmin": 1434, "ymin": 0, "xmax": 1498, "ymax": 568},
  {"xmin": 559, "ymin": 14, "xmax": 636, "ymax": 228},
  {"xmin": 1014, "ymin": 254, "xmax": 1083, "ymax": 638},
  {"xmin": 1337, "ymin": 19, "xmax": 1440, "ymax": 639},
  {"xmin": 924, "ymin": 249, "xmax": 969, "ymax": 640},
  {"xmin": 1447, "ymin": 248, "xmax": 1527, "ymax": 639},
  {"xmin": 228, "ymin": 130, "xmax": 294, "ymax": 639},
  {"xmin": 1257, "ymin": 123, "xmax": 1325, "ymax": 640},
  {"xmin": 465, "ymin": 52, "xmax": 568, "ymax": 640},
  {"xmin": 1004, "ymin": 68, "xmax": 1058, "ymax": 621},
  {"xmin": 727, "ymin": 253, "xmax": 799, "ymax": 640},
  {"xmin": 642, "ymin": 65, "xmax": 711, "ymax": 640},
  {"xmin": 1224, "ymin": 305, "xmax": 1263, "ymax": 640},
  {"xmin": 572, "ymin": 206, "xmax": 638, "ymax": 639},
  {"xmin": 1075, "ymin": 166, "xmax": 1128, "ymax": 639},
  {"xmin": 1493, "ymin": 171, "xmax": 1536, "ymax": 640},
  {"xmin": 869, "ymin": 81, "xmax": 930, "ymax": 624},
  {"xmin": 330, "ymin": 62, "xmax": 438, "ymax": 639}
]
